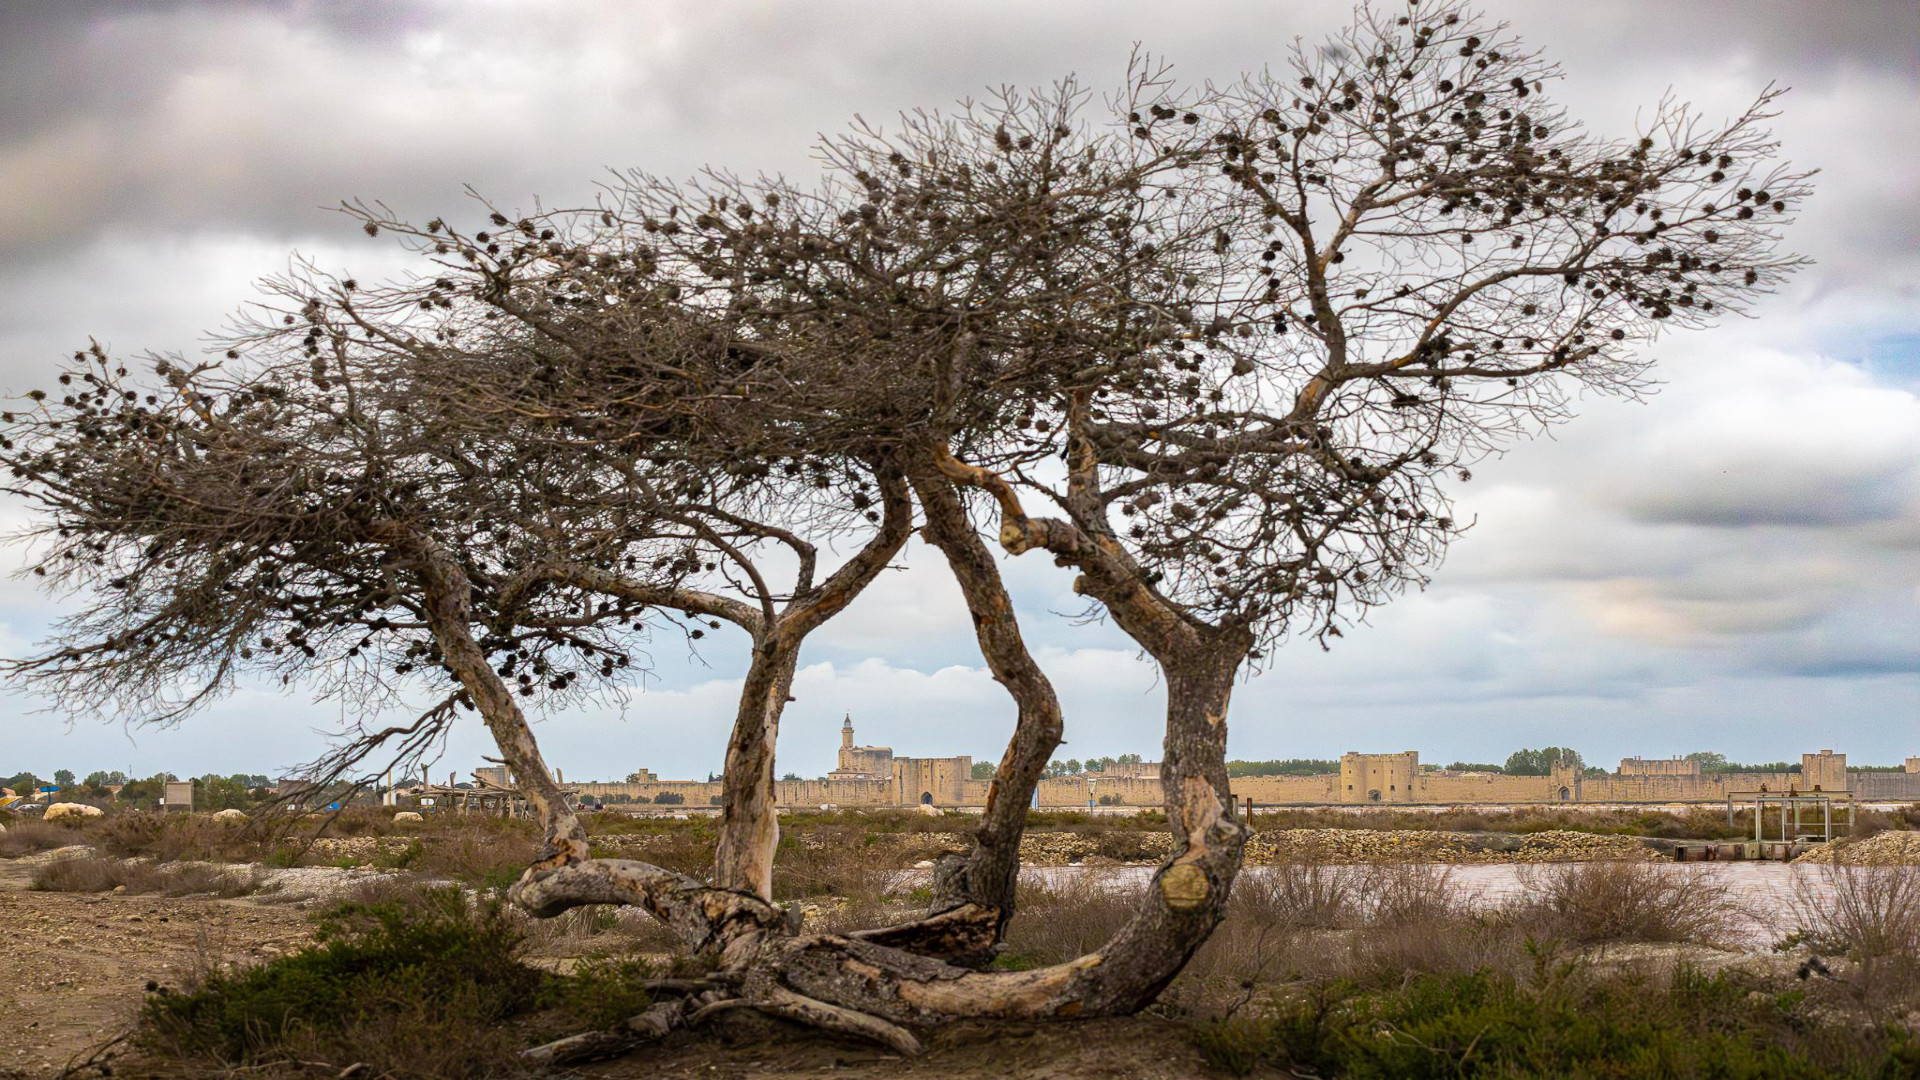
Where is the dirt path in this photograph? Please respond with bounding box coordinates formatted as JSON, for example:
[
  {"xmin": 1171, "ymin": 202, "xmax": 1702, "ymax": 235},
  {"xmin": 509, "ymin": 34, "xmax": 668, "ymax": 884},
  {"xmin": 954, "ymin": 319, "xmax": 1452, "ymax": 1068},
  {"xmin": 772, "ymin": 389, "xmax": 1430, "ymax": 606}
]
[
  {"xmin": 0, "ymin": 883, "xmax": 312, "ymax": 1077},
  {"xmin": 579, "ymin": 1017, "xmax": 1226, "ymax": 1080}
]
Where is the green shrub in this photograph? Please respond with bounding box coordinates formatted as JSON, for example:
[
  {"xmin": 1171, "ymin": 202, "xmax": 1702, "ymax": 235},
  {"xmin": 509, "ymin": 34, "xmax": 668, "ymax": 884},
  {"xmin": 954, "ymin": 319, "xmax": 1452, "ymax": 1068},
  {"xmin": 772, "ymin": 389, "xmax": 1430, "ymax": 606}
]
[
  {"xmin": 1194, "ymin": 969, "xmax": 1920, "ymax": 1079},
  {"xmin": 538, "ymin": 956, "xmax": 656, "ymax": 1030},
  {"xmin": 139, "ymin": 886, "xmax": 541, "ymax": 1069}
]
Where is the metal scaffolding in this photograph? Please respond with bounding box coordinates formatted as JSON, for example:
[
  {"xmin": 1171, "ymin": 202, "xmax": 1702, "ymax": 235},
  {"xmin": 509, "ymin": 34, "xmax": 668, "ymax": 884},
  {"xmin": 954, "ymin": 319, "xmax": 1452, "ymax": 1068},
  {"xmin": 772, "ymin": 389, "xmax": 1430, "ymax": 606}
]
[{"xmin": 1725, "ymin": 788, "xmax": 1854, "ymax": 844}]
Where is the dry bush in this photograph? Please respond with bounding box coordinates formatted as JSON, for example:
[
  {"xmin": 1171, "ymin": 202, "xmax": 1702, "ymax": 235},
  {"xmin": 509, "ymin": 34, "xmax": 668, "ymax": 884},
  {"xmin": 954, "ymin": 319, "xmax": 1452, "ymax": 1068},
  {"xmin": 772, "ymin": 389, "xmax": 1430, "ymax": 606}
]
[
  {"xmin": 409, "ymin": 828, "xmax": 538, "ymax": 890},
  {"xmin": 0, "ymin": 819, "xmax": 89, "ymax": 856},
  {"xmin": 1791, "ymin": 864, "xmax": 1920, "ymax": 959},
  {"xmin": 1329, "ymin": 864, "xmax": 1540, "ymax": 986},
  {"xmin": 30, "ymin": 854, "xmax": 263, "ymax": 896},
  {"xmin": 1790, "ymin": 864, "xmax": 1920, "ymax": 1018},
  {"xmin": 1504, "ymin": 861, "xmax": 1742, "ymax": 946},
  {"xmin": 308, "ymin": 805, "xmax": 403, "ymax": 836},
  {"xmin": 1234, "ymin": 860, "xmax": 1363, "ymax": 932},
  {"xmin": 1344, "ymin": 913, "xmax": 1543, "ymax": 988},
  {"xmin": 998, "ymin": 876, "xmax": 1138, "ymax": 969},
  {"xmin": 94, "ymin": 812, "xmax": 266, "ymax": 864},
  {"xmin": 1361, "ymin": 862, "xmax": 1465, "ymax": 926},
  {"xmin": 1178, "ymin": 864, "xmax": 1364, "ymax": 990},
  {"xmin": 771, "ymin": 834, "xmax": 898, "ymax": 904}
]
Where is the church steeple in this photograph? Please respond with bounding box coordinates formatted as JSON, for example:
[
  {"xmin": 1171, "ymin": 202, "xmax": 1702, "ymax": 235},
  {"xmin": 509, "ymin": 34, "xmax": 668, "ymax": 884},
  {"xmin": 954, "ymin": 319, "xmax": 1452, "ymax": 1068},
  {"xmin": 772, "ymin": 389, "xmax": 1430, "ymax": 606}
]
[{"xmin": 841, "ymin": 713, "xmax": 854, "ymax": 749}]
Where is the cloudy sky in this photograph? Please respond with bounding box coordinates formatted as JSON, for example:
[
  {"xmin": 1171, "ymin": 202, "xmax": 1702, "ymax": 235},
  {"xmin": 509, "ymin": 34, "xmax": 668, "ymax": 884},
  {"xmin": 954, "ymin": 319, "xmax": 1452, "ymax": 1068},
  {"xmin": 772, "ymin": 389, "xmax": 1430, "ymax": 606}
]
[{"xmin": 2, "ymin": 0, "xmax": 1918, "ymax": 784}]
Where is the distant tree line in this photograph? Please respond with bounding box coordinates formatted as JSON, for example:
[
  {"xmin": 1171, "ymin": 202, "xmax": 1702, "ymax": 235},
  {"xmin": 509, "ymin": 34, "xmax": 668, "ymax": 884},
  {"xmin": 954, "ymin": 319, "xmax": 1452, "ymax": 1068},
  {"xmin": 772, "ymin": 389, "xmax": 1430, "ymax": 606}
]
[
  {"xmin": 1034, "ymin": 755, "xmax": 1148, "ymax": 779},
  {"xmin": 1227, "ymin": 759, "xmax": 1340, "ymax": 778},
  {"xmin": 0, "ymin": 769, "xmax": 277, "ymax": 809}
]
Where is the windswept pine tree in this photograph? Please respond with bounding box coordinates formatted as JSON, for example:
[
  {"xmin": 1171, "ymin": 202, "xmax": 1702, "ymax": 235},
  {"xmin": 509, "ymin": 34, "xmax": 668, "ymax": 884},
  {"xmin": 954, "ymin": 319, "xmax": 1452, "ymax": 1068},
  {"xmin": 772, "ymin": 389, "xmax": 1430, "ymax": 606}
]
[{"xmin": 0, "ymin": 0, "xmax": 1806, "ymax": 1059}]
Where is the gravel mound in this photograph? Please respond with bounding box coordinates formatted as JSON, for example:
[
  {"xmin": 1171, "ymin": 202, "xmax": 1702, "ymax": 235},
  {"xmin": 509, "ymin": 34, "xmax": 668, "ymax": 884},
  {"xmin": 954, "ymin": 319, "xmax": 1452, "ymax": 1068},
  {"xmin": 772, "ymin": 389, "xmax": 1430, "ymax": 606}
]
[
  {"xmin": 1793, "ymin": 830, "xmax": 1920, "ymax": 866},
  {"xmin": 1512, "ymin": 830, "xmax": 1659, "ymax": 862}
]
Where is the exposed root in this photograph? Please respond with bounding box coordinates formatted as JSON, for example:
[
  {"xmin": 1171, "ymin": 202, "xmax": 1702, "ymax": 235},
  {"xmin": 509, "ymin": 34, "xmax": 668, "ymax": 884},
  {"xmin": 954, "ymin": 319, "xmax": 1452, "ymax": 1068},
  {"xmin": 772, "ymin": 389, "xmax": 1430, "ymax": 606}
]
[
  {"xmin": 686, "ymin": 997, "xmax": 756, "ymax": 1026},
  {"xmin": 749, "ymin": 984, "xmax": 923, "ymax": 1057},
  {"xmin": 847, "ymin": 902, "xmax": 1002, "ymax": 966},
  {"xmin": 521, "ymin": 999, "xmax": 687, "ymax": 1067},
  {"xmin": 510, "ymin": 856, "xmax": 788, "ymax": 965},
  {"xmin": 639, "ymin": 975, "xmax": 741, "ymax": 995}
]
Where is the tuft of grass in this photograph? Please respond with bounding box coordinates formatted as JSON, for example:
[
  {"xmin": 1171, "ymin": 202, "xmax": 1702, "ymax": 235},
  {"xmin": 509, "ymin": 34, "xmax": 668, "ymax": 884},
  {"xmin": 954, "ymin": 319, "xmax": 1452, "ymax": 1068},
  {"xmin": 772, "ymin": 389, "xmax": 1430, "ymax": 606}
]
[
  {"xmin": 0, "ymin": 819, "xmax": 89, "ymax": 856},
  {"xmin": 30, "ymin": 855, "xmax": 263, "ymax": 897}
]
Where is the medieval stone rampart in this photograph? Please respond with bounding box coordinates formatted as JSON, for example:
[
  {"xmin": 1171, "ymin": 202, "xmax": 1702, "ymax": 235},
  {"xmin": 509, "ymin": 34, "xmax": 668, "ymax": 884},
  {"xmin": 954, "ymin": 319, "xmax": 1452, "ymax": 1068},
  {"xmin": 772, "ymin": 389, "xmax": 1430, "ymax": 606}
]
[{"xmin": 571, "ymin": 744, "xmax": 1920, "ymax": 810}]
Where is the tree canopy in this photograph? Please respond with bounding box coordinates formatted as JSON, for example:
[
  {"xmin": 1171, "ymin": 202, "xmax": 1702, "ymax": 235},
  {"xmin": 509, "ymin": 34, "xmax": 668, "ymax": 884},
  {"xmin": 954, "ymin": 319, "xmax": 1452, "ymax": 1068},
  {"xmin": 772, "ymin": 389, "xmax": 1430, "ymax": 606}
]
[{"xmin": 0, "ymin": 0, "xmax": 1806, "ymax": 1057}]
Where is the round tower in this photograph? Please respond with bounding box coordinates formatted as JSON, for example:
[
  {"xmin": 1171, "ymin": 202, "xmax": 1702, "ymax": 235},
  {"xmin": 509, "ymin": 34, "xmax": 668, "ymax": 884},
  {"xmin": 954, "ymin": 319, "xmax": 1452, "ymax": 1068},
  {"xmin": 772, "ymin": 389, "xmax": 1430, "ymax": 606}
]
[{"xmin": 841, "ymin": 714, "xmax": 854, "ymax": 750}]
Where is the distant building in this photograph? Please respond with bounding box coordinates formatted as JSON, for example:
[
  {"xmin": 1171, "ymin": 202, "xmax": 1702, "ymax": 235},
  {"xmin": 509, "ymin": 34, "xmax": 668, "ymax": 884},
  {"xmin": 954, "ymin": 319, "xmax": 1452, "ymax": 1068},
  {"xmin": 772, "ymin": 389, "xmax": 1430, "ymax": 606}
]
[
  {"xmin": 1339, "ymin": 751, "xmax": 1420, "ymax": 803},
  {"xmin": 562, "ymin": 733, "xmax": 1920, "ymax": 809},
  {"xmin": 829, "ymin": 715, "xmax": 895, "ymax": 781},
  {"xmin": 827, "ymin": 715, "xmax": 972, "ymax": 805}
]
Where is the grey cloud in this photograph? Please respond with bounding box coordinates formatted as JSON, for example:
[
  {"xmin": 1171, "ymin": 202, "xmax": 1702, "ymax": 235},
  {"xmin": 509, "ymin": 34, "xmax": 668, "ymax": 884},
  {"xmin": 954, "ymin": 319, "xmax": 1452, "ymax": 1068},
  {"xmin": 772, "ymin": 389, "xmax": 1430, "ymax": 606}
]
[{"xmin": 4, "ymin": 0, "xmax": 1920, "ymax": 777}]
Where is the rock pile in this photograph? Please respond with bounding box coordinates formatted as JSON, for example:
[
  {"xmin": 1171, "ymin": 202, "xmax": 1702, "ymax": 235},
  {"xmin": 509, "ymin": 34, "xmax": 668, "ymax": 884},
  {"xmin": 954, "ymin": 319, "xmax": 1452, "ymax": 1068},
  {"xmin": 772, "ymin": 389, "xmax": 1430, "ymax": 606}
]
[
  {"xmin": 1793, "ymin": 830, "xmax": 1920, "ymax": 866},
  {"xmin": 1246, "ymin": 828, "xmax": 1476, "ymax": 863},
  {"xmin": 1510, "ymin": 830, "xmax": 1658, "ymax": 863}
]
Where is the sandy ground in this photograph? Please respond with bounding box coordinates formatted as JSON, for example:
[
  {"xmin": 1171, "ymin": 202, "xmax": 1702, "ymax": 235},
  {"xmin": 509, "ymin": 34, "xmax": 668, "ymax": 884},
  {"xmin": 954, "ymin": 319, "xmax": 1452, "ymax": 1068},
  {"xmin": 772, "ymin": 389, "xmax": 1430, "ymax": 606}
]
[{"xmin": 0, "ymin": 867, "xmax": 313, "ymax": 1077}]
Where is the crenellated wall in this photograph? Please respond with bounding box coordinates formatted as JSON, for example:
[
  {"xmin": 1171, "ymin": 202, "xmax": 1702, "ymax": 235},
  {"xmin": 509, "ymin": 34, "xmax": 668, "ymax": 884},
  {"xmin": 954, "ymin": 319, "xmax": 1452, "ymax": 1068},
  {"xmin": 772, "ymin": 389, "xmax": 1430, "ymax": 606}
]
[{"xmin": 567, "ymin": 747, "xmax": 1920, "ymax": 809}]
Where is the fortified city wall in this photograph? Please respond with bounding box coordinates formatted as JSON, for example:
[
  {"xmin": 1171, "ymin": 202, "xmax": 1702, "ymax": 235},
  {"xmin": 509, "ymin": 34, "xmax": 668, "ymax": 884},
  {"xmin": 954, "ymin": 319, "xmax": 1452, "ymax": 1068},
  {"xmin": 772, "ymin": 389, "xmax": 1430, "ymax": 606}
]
[{"xmin": 563, "ymin": 738, "xmax": 1920, "ymax": 809}]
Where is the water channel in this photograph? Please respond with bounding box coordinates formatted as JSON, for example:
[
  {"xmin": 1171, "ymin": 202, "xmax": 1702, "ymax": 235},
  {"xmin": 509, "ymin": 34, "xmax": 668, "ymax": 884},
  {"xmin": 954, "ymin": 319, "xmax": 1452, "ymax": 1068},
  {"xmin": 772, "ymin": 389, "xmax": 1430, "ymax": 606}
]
[{"xmin": 1001, "ymin": 861, "xmax": 1879, "ymax": 948}]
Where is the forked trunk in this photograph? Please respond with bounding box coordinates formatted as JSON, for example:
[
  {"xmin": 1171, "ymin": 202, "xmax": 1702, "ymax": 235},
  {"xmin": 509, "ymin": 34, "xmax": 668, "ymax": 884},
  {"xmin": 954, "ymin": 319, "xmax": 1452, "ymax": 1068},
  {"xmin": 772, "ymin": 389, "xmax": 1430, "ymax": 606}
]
[{"xmin": 714, "ymin": 634, "xmax": 801, "ymax": 900}]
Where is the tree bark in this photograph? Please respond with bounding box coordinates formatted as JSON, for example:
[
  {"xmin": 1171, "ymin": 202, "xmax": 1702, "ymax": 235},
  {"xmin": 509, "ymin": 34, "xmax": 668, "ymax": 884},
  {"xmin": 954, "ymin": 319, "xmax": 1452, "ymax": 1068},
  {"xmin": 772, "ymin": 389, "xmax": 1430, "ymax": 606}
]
[
  {"xmin": 372, "ymin": 521, "xmax": 590, "ymax": 873},
  {"xmin": 712, "ymin": 469, "xmax": 912, "ymax": 902},
  {"xmin": 714, "ymin": 635, "xmax": 801, "ymax": 900},
  {"xmin": 916, "ymin": 449, "xmax": 1255, "ymax": 1002},
  {"xmin": 860, "ymin": 465, "xmax": 1063, "ymax": 965}
]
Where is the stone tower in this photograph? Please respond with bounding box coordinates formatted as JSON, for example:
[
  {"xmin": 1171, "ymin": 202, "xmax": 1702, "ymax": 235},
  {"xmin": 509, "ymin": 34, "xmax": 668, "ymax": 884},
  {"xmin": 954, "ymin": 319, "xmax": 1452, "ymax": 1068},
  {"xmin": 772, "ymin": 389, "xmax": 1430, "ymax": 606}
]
[
  {"xmin": 842, "ymin": 714, "xmax": 854, "ymax": 751},
  {"xmin": 1801, "ymin": 750, "xmax": 1846, "ymax": 791}
]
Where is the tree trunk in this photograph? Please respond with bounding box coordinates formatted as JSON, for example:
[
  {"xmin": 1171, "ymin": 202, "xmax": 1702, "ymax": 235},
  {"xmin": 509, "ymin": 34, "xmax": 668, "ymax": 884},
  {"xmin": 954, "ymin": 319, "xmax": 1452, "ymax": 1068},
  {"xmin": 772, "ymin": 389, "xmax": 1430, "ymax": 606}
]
[
  {"xmin": 772, "ymin": 640, "xmax": 1248, "ymax": 1023},
  {"xmin": 714, "ymin": 632, "xmax": 801, "ymax": 900},
  {"xmin": 378, "ymin": 522, "xmax": 590, "ymax": 871},
  {"xmin": 854, "ymin": 468, "xmax": 1063, "ymax": 965},
  {"xmin": 1066, "ymin": 643, "xmax": 1247, "ymax": 1012}
]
